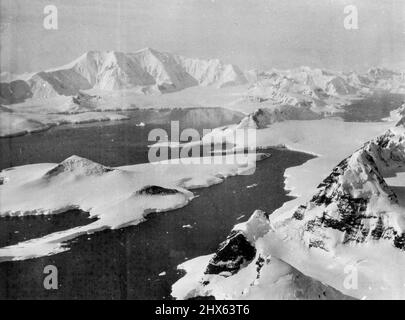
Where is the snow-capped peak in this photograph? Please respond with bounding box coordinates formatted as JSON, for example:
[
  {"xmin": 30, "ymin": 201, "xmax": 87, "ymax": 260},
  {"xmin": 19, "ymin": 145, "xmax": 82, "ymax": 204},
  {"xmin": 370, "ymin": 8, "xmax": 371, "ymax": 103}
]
[
  {"xmin": 44, "ymin": 155, "xmax": 114, "ymax": 178},
  {"xmin": 363, "ymin": 126, "xmax": 405, "ymax": 175},
  {"xmin": 173, "ymin": 123, "xmax": 405, "ymax": 300},
  {"xmin": 0, "ymin": 49, "xmax": 248, "ymax": 102},
  {"xmin": 287, "ymin": 126, "xmax": 405, "ymax": 252},
  {"xmin": 136, "ymin": 47, "xmax": 159, "ymax": 54}
]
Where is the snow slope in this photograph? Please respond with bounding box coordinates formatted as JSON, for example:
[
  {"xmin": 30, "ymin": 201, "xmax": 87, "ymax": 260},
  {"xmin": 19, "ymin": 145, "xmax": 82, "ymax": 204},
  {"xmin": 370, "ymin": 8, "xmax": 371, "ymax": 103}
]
[
  {"xmin": 0, "ymin": 112, "xmax": 49, "ymax": 137},
  {"xmin": 0, "ymin": 108, "xmax": 129, "ymax": 138},
  {"xmin": 174, "ymin": 118, "xmax": 405, "ymax": 300},
  {"xmin": 0, "ymin": 89, "xmax": 248, "ymax": 138},
  {"xmin": 0, "ymin": 49, "xmax": 251, "ymax": 137},
  {"xmin": 2, "ymin": 54, "xmax": 403, "ymax": 139},
  {"xmin": 257, "ymin": 125, "xmax": 405, "ymax": 300},
  {"xmin": 172, "ymin": 211, "xmax": 352, "ymax": 300},
  {"xmin": 238, "ymin": 66, "xmax": 405, "ymax": 117},
  {"xmin": 0, "ymin": 48, "xmax": 248, "ymax": 103},
  {"xmin": 0, "ymin": 152, "xmax": 266, "ymax": 261},
  {"xmin": 3, "ymin": 48, "xmax": 402, "ymax": 109}
]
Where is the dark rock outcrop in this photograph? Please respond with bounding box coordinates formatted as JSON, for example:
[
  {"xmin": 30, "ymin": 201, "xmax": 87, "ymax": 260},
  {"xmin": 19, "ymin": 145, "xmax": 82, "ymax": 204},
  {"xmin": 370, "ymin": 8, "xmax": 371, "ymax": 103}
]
[
  {"xmin": 202, "ymin": 210, "xmax": 270, "ymax": 280},
  {"xmin": 291, "ymin": 127, "xmax": 405, "ymax": 251},
  {"xmin": 205, "ymin": 230, "xmax": 257, "ymax": 276},
  {"xmin": 0, "ymin": 80, "xmax": 32, "ymax": 104},
  {"xmin": 136, "ymin": 185, "xmax": 180, "ymax": 196}
]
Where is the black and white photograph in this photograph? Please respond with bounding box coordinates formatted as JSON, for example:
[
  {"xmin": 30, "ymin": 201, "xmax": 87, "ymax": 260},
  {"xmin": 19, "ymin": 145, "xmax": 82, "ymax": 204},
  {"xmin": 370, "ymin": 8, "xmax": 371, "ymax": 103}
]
[{"xmin": 0, "ymin": 0, "xmax": 404, "ymax": 303}]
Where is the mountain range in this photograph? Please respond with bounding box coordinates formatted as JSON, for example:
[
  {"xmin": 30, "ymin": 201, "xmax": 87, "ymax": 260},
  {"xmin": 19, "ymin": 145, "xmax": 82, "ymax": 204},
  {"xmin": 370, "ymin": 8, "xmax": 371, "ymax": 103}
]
[
  {"xmin": 1, "ymin": 48, "xmax": 404, "ymax": 106},
  {"xmin": 243, "ymin": 66, "xmax": 405, "ymax": 110},
  {"xmin": 0, "ymin": 48, "xmax": 247, "ymax": 104}
]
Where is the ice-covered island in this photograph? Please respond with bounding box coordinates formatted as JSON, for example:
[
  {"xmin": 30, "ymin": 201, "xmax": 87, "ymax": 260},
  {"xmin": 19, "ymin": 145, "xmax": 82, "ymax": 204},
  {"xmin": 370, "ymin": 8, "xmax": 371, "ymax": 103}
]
[{"xmin": 0, "ymin": 149, "xmax": 268, "ymax": 261}]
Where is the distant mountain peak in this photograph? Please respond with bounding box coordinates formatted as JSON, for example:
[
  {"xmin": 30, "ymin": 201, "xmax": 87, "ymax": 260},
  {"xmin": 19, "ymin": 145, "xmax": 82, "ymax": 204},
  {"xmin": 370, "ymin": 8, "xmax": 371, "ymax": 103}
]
[
  {"xmin": 0, "ymin": 48, "xmax": 248, "ymax": 103},
  {"xmin": 136, "ymin": 47, "xmax": 160, "ymax": 54}
]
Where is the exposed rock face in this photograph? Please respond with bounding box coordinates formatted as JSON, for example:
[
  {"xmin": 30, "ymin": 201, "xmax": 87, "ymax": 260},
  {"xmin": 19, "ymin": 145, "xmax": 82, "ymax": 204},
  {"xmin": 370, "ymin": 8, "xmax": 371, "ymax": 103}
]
[
  {"xmin": 136, "ymin": 185, "xmax": 180, "ymax": 196},
  {"xmin": 205, "ymin": 230, "xmax": 257, "ymax": 276},
  {"xmin": 300, "ymin": 152, "xmax": 397, "ymax": 248},
  {"xmin": 168, "ymin": 107, "xmax": 244, "ymax": 128},
  {"xmin": 243, "ymin": 66, "xmax": 405, "ymax": 117},
  {"xmin": 203, "ymin": 210, "xmax": 270, "ymax": 281},
  {"xmin": 237, "ymin": 107, "xmax": 321, "ymax": 130},
  {"xmin": 174, "ymin": 125, "xmax": 405, "ymax": 300},
  {"xmin": 173, "ymin": 210, "xmax": 353, "ymax": 300},
  {"xmin": 397, "ymin": 115, "xmax": 405, "ymax": 127},
  {"xmin": 0, "ymin": 80, "xmax": 32, "ymax": 104},
  {"xmin": 291, "ymin": 127, "xmax": 405, "ymax": 251},
  {"xmin": 251, "ymin": 109, "xmax": 274, "ymax": 128},
  {"xmin": 235, "ymin": 108, "xmax": 271, "ymax": 129},
  {"xmin": 363, "ymin": 127, "xmax": 405, "ymax": 175},
  {"xmin": 72, "ymin": 92, "xmax": 100, "ymax": 107}
]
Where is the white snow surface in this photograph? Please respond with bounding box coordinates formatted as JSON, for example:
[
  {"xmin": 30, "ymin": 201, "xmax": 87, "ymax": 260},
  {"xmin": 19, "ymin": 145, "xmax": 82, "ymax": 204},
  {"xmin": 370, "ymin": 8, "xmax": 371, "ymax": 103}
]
[
  {"xmin": 0, "ymin": 153, "xmax": 264, "ymax": 261},
  {"xmin": 0, "ymin": 109, "xmax": 129, "ymax": 137},
  {"xmin": 173, "ymin": 118, "xmax": 405, "ymax": 300},
  {"xmin": 2, "ymin": 51, "xmax": 404, "ymax": 140},
  {"xmin": 1, "ymin": 48, "xmax": 247, "ymax": 102},
  {"xmin": 2, "ymin": 57, "xmax": 404, "ymax": 140},
  {"xmin": 238, "ymin": 66, "xmax": 405, "ymax": 115},
  {"xmin": 172, "ymin": 211, "xmax": 351, "ymax": 300}
]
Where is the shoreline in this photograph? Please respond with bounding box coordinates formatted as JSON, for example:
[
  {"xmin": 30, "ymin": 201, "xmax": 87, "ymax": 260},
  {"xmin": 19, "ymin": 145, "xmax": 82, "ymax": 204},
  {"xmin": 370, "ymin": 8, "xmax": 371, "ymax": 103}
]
[
  {"xmin": 171, "ymin": 118, "xmax": 399, "ymax": 299},
  {"xmin": 2, "ymin": 91, "xmax": 401, "ymax": 139},
  {"xmin": 0, "ymin": 114, "xmax": 130, "ymax": 139},
  {"xmin": 0, "ymin": 147, "xmax": 313, "ymax": 299}
]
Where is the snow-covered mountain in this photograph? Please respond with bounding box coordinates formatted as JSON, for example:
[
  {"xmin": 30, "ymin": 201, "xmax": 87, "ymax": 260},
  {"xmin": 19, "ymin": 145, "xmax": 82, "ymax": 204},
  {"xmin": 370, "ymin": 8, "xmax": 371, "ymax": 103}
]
[
  {"xmin": 242, "ymin": 66, "xmax": 405, "ymax": 113},
  {"xmin": 367, "ymin": 68, "xmax": 405, "ymax": 94},
  {"xmin": 174, "ymin": 123, "xmax": 405, "ymax": 300},
  {"xmin": 172, "ymin": 210, "xmax": 352, "ymax": 300},
  {"xmin": 0, "ymin": 48, "xmax": 247, "ymax": 103},
  {"xmin": 2, "ymin": 49, "xmax": 403, "ymax": 107},
  {"xmin": 293, "ymin": 136, "xmax": 404, "ymax": 252},
  {"xmin": 243, "ymin": 106, "xmax": 321, "ymax": 128},
  {"xmin": 200, "ymin": 107, "xmax": 323, "ymax": 150},
  {"xmin": 245, "ymin": 67, "xmax": 357, "ymax": 101}
]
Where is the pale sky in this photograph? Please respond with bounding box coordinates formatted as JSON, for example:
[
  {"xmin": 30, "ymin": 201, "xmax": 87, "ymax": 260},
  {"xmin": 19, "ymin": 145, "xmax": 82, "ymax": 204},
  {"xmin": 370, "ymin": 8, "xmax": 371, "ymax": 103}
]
[{"xmin": 1, "ymin": 0, "xmax": 404, "ymax": 74}]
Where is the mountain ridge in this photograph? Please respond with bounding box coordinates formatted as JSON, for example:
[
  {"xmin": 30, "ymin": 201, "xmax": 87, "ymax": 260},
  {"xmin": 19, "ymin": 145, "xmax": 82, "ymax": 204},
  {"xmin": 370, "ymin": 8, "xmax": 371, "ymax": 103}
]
[
  {"xmin": 0, "ymin": 48, "xmax": 248, "ymax": 103},
  {"xmin": 173, "ymin": 122, "xmax": 405, "ymax": 300},
  {"xmin": 2, "ymin": 49, "xmax": 404, "ymax": 106}
]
